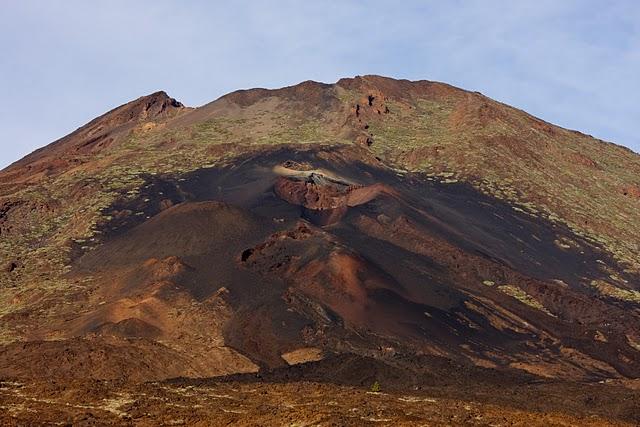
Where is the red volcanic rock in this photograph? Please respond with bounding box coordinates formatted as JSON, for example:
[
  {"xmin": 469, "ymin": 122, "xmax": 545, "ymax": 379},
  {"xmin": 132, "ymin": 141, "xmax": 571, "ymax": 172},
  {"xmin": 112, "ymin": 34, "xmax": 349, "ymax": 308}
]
[
  {"xmin": 621, "ymin": 184, "xmax": 640, "ymax": 198},
  {"xmin": 274, "ymin": 176, "xmax": 347, "ymax": 210},
  {"xmin": 273, "ymin": 175, "xmax": 387, "ymax": 211}
]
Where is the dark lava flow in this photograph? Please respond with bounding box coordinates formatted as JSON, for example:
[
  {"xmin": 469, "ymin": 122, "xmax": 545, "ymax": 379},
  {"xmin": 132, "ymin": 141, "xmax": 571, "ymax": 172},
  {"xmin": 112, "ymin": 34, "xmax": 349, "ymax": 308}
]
[{"xmin": 94, "ymin": 147, "xmax": 638, "ymax": 290}]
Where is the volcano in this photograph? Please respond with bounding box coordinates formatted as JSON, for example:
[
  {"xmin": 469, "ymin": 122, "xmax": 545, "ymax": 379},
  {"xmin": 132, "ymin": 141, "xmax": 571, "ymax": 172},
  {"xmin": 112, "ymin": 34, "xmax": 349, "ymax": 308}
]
[{"xmin": 1, "ymin": 76, "xmax": 639, "ymax": 425}]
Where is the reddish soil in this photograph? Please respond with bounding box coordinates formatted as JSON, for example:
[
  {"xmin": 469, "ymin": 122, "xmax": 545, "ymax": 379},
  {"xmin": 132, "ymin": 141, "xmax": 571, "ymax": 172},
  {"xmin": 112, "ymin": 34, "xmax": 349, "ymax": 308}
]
[{"xmin": 1, "ymin": 378, "xmax": 636, "ymax": 426}]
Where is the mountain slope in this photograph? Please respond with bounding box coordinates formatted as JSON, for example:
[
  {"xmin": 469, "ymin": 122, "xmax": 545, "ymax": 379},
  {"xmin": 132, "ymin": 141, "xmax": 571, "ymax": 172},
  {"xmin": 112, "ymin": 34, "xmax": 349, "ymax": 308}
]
[{"xmin": 1, "ymin": 76, "xmax": 640, "ymax": 389}]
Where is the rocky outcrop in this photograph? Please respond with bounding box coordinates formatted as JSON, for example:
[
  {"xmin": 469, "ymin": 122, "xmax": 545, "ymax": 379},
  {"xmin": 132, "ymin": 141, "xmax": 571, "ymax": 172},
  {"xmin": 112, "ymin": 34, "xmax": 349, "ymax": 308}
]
[
  {"xmin": 273, "ymin": 174, "xmax": 387, "ymax": 211},
  {"xmin": 1, "ymin": 91, "xmax": 186, "ymax": 187}
]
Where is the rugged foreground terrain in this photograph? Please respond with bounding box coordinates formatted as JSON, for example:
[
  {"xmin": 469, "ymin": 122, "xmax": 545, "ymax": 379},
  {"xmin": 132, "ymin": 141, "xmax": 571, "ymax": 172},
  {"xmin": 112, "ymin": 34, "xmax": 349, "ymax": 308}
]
[
  {"xmin": 2, "ymin": 354, "xmax": 640, "ymax": 425},
  {"xmin": 2, "ymin": 376, "xmax": 639, "ymax": 426},
  {"xmin": 1, "ymin": 75, "xmax": 640, "ymax": 424}
]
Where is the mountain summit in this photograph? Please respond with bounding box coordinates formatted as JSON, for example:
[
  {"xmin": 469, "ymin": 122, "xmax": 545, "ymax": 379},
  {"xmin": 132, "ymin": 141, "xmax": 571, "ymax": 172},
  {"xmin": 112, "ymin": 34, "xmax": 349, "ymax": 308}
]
[{"xmin": 1, "ymin": 76, "xmax": 640, "ymax": 423}]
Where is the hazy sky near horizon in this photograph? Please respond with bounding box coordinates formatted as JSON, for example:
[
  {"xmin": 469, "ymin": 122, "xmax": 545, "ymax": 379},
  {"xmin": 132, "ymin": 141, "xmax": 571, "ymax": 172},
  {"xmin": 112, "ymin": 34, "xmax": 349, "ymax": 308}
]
[{"xmin": 1, "ymin": 1, "xmax": 639, "ymax": 168}]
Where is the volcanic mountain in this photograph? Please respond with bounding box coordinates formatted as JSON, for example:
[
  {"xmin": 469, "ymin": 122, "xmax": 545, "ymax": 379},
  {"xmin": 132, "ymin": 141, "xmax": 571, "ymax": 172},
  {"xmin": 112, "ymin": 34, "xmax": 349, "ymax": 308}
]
[{"xmin": 1, "ymin": 76, "xmax": 640, "ymax": 424}]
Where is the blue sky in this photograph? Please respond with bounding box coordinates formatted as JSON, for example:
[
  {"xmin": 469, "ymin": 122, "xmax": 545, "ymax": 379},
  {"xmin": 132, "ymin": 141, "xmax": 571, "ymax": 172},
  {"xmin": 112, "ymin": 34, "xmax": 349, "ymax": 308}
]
[{"xmin": 1, "ymin": 1, "xmax": 639, "ymax": 168}]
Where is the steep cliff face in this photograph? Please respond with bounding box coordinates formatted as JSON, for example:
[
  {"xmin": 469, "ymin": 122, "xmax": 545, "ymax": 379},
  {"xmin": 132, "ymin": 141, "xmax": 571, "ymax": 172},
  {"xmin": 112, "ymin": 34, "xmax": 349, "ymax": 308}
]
[{"xmin": 1, "ymin": 76, "xmax": 639, "ymax": 387}]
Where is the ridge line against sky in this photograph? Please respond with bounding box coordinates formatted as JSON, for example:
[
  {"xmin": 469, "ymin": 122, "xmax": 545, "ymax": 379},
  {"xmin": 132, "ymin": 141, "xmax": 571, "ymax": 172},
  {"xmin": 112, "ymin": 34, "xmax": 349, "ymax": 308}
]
[{"xmin": 1, "ymin": 0, "xmax": 639, "ymax": 168}]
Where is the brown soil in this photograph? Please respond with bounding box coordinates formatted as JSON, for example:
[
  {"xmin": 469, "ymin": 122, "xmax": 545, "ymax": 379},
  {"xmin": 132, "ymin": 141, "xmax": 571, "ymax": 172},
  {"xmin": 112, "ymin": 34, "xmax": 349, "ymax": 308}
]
[{"xmin": 0, "ymin": 374, "xmax": 638, "ymax": 426}]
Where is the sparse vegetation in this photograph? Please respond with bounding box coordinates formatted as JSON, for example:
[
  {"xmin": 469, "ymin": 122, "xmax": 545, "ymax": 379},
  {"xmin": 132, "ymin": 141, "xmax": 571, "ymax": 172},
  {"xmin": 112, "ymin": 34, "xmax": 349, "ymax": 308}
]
[
  {"xmin": 591, "ymin": 280, "xmax": 640, "ymax": 303},
  {"xmin": 497, "ymin": 285, "xmax": 556, "ymax": 317}
]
